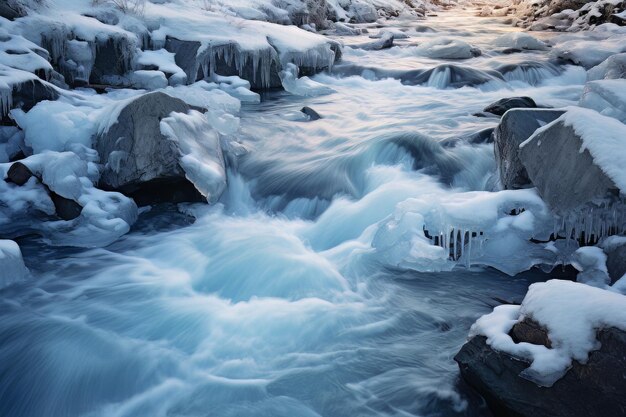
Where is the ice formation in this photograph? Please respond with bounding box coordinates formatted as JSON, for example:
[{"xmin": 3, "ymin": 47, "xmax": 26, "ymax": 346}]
[{"xmin": 0, "ymin": 240, "xmax": 29, "ymax": 289}]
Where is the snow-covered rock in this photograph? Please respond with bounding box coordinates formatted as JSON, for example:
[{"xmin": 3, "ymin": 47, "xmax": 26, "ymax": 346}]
[
  {"xmin": 483, "ymin": 96, "xmax": 538, "ymax": 116},
  {"xmin": 518, "ymin": 107, "xmax": 626, "ymax": 212},
  {"xmin": 601, "ymin": 235, "xmax": 626, "ymax": 283},
  {"xmin": 456, "ymin": 279, "xmax": 626, "ymax": 417},
  {"xmin": 493, "ymin": 108, "xmax": 565, "ymax": 190},
  {"xmin": 415, "ymin": 38, "xmax": 481, "ymax": 60},
  {"xmin": 96, "ymin": 91, "xmax": 227, "ymax": 205},
  {"xmin": 587, "ymin": 53, "xmax": 626, "ymax": 80},
  {"xmin": 0, "ymin": 240, "xmax": 28, "ymax": 289},
  {"xmin": 579, "ymin": 79, "xmax": 626, "ymax": 123},
  {"xmin": 350, "ymin": 32, "xmax": 394, "ymax": 51},
  {"xmin": 279, "ymin": 63, "xmax": 336, "ymax": 97},
  {"xmin": 571, "ymin": 246, "xmax": 610, "ymax": 288},
  {"xmin": 493, "ymin": 32, "xmax": 548, "ymax": 51}
]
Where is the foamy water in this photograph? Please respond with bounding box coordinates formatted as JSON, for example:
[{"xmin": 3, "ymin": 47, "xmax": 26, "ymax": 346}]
[{"xmin": 1, "ymin": 8, "xmax": 587, "ymax": 417}]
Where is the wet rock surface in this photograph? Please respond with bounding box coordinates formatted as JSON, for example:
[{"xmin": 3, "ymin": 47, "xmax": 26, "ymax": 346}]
[{"xmin": 455, "ymin": 327, "xmax": 626, "ymax": 417}]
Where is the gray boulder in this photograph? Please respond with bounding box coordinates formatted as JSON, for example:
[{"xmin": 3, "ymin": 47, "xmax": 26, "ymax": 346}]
[
  {"xmin": 493, "ymin": 109, "xmax": 565, "ymax": 189},
  {"xmin": 96, "ymin": 92, "xmax": 202, "ymax": 204},
  {"xmin": 455, "ymin": 324, "xmax": 626, "ymax": 417},
  {"xmin": 602, "ymin": 237, "xmax": 626, "ymax": 284},
  {"xmin": 518, "ymin": 120, "xmax": 619, "ymax": 212},
  {"xmin": 484, "ymin": 96, "xmax": 538, "ymax": 116},
  {"xmin": 349, "ymin": 2, "xmax": 378, "ymax": 23},
  {"xmin": 0, "ymin": 0, "xmax": 25, "ymax": 20}
]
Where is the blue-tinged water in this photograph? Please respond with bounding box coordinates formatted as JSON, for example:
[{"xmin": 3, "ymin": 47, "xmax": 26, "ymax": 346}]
[{"xmin": 1, "ymin": 8, "xmax": 585, "ymax": 417}]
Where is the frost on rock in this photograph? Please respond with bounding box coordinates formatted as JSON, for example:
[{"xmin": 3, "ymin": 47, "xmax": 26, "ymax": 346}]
[
  {"xmin": 469, "ymin": 279, "xmax": 626, "ymax": 386},
  {"xmin": 0, "ymin": 240, "xmax": 28, "ymax": 289}
]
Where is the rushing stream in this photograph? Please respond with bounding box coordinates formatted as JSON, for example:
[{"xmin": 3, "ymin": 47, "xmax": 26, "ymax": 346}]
[{"xmin": 1, "ymin": 7, "xmax": 588, "ymax": 417}]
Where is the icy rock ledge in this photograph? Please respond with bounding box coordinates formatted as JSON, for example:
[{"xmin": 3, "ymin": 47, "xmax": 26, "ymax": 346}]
[{"xmin": 455, "ymin": 279, "xmax": 626, "ymax": 417}]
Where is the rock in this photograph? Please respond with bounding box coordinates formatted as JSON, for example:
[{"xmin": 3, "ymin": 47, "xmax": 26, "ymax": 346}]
[
  {"xmin": 96, "ymin": 92, "xmax": 225, "ymax": 205},
  {"xmin": 455, "ymin": 327, "xmax": 626, "ymax": 417},
  {"xmin": 6, "ymin": 162, "xmax": 35, "ymax": 186},
  {"xmin": 484, "ymin": 97, "xmax": 538, "ymax": 116},
  {"xmin": 50, "ymin": 192, "xmax": 82, "ymax": 221},
  {"xmin": 494, "ymin": 109, "xmax": 565, "ymax": 190},
  {"xmin": 351, "ymin": 32, "xmax": 394, "ymax": 51},
  {"xmin": 301, "ymin": 106, "xmax": 321, "ymax": 120},
  {"xmin": 2, "ymin": 78, "xmax": 60, "ymax": 122},
  {"xmin": 0, "ymin": 0, "xmax": 25, "ymax": 20},
  {"xmin": 349, "ymin": 2, "xmax": 378, "ymax": 23},
  {"xmin": 518, "ymin": 119, "xmax": 619, "ymax": 212},
  {"xmin": 603, "ymin": 237, "xmax": 626, "ymax": 284},
  {"xmin": 165, "ymin": 37, "xmax": 283, "ymax": 89},
  {"xmin": 509, "ymin": 318, "xmax": 551, "ymax": 347},
  {"xmin": 587, "ymin": 53, "xmax": 626, "ymax": 80},
  {"xmin": 96, "ymin": 92, "xmax": 191, "ymax": 201},
  {"xmin": 89, "ymin": 37, "xmax": 136, "ymax": 86}
]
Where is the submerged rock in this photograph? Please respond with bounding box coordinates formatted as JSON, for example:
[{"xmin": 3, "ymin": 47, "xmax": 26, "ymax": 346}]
[
  {"xmin": 493, "ymin": 109, "xmax": 565, "ymax": 190},
  {"xmin": 301, "ymin": 106, "xmax": 322, "ymax": 120},
  {"xmin": 484, "ymin": 96, "xmax": 538, "ymax": 116},
  {"xmin": 455, "ymin": 327, "xmax": 626, "ymax": 417}
]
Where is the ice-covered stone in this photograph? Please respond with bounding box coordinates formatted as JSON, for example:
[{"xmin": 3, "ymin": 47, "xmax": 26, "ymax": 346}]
[
  {"xmin": 601, "ymin": 235, "xmax": 626, "ymax": 283},
  {"xmin": 579, "ymin": 79, "xmax": 626, "ymax": 123},
  {"xmin": 494, "ymin": 32, "xmax": 548, "ymax": 51},
  {"xmin": 0, "ymin": 240, "xmax": 28, "ymax": 289},
  {"xmin": 493, "ymin": 109, "xmax": 565, "ymax": 190},
  {"xmin": 350, "ymin": 32, "xmax": 394, "ymax": 51},
  {"xmin": 415, "ymin": 38, "xmax": 481, "ymax": 60}
]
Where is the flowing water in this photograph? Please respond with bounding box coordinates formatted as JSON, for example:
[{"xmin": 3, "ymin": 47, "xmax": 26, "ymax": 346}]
[{"xmin": 1, "ymin": 7, "xmax": 587, "ymax": 417}]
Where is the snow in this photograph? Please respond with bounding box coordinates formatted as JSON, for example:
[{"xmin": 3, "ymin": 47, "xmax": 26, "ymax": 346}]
[
  {"xmin": 160, "ymin": 110, "xmax": 227, "ymax": 203},
  {"xmin": 0, "ymin": 240, "xmax": 29, "ymax": 289},
  {"xmin": 136, "ymin": 49, "xmax": 186, "ymax": 86},
  {"xmin": 571, "ymin": 246, "xmax": 610, "ymax": 288},
  {"xmin": 579, "ymin": 79, "xmax": 626, "ymax": 123},
  {"xmin": 130, "ymin": 70, "xmax": 168, "ymax": 90},
  {"xmin": 470, "ymin": 279, "xmax": 626, "ymax": 387},
  {"xmin": 559, "ymin": 107, "xmax": 626, "ymax": 191}
]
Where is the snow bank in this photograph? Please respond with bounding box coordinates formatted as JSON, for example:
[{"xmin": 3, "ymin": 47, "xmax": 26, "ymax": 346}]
[{"xmin": 470, "ymin": 279, "xmax": 626, "ymax": 386}]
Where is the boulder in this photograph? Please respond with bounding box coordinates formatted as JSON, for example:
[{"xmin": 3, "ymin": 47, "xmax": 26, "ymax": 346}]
[
  {"xmin": 49, "ymin": 192, "xmax": 82, "ymax": 221},
  {"xmin": 6, "ymin": 162, "xmax": 35, "ymax": 186},
  {"xmin": 455, "ymin": 327, "xmax": 626, "ymax": 417},
  {"xmin": 518, "ymin": 117, "xmax": 620, "ymax": 212},
  {"xmin": 0, "ymin": 0, "xmax": 25, "ymax": 20},
  {"xmin": 301, "ymin": 106, "xmax": 321, "ymax": 120},
  {"xmin": 96, "ymin": 92, "xmax": 193, "ymax": 202},
  {"xmin": 96, "ymin": 92, "xmax": 227, "ymax": 205},
  {"xmin": 484, "ymin": 96, "xmax": 538, "ymax": 116},
  {"xmin": 602, "ymin": 237, "xmax": 626, "ymax": 284},
  {"xmin": 1, "ymin": 78, "xmax": 60, "ymax": 123},
  {"xmin": 89, "ymin": 37, "xmax": 136, "ymax": 86},
  {"xmin": 493, "ymin": 109, "xmax": 565, "ymax": 189},
  {"xmin": 348, "ymin": 2, "xmax": 378, "ymax": 23}
]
